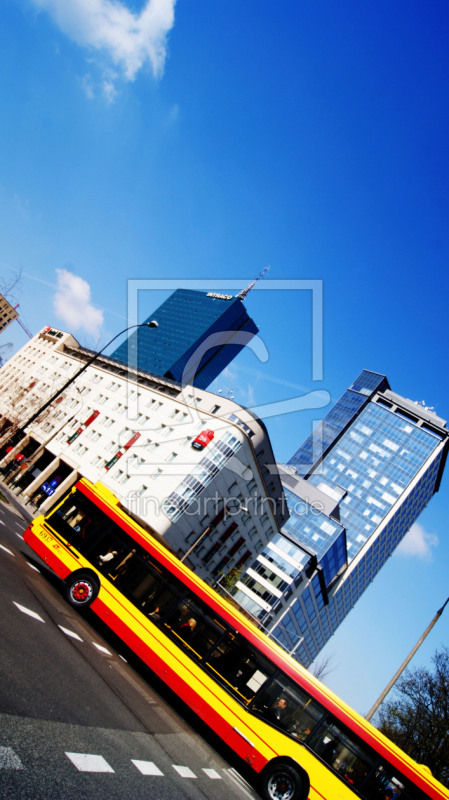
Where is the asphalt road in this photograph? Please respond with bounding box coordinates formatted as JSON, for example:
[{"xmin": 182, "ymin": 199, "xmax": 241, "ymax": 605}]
[{"xmin": 0, "ymin": 492, "xmax": 260, "ymax": 800}]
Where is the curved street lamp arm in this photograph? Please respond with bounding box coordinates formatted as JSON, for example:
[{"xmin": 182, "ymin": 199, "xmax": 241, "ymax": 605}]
[{"xmin": 18, "ymin": 321, "xmax": 158, "ymax": 432}]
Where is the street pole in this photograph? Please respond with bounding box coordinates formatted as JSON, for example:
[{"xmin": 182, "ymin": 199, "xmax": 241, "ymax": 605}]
[
  {"xmin": 365, "ymin": 596, "xmax": 449, "ymax": 721},
  {"xmin": 180, "ymin": 526, "xmax": 211, "ymax": 563},
  {"xmin": 17, "ymin": 321, "xmax": 158, "ymax": 433}
]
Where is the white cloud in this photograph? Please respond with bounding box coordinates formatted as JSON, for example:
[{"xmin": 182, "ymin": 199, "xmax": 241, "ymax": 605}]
[
  {"xmin": 31, "ymin": 0, "xmax": 177, "ymax": 80},
  {"xmin": 395, "ymin": 522, "xmax": 438, "ymax": 561},
  {"xmin": 53, "ymin": 269, "xmax": 104, "ymax": 339}
]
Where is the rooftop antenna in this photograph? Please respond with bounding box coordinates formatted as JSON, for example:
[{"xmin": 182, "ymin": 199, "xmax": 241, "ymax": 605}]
[{"xmin": 236, "ymin": 265, "xmax": 270, "ymax": 300}]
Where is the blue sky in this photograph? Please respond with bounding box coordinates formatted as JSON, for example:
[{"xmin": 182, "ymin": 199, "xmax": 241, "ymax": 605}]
[{"xmin": 1, "ymin": 0, "xmax": 448, "ymax": 717}]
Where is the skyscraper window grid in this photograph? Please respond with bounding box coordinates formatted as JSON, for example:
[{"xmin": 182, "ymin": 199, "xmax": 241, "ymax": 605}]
[
  {"xmin": 307, "ymin": 401, "xmax": 445, "ymax": 563},
  {"xmin": 230, "ymin": 371, "xmax": 448, "ymax": 667},
  {"xmin": 110, "ymin": 288, "xmax": 258, "ymax": 390}
]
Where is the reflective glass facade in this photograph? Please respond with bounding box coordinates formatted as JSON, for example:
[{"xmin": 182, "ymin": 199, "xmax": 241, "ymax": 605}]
[
  {"xmin": 110, "ymin": 289, "xmax": 258, "ymax": 390},
  {"xmin": 282, "ymin": 486, "xmax": 345, "ymax": 565},
  {"xmin": 307, "ymin": 400, "xmax": 443, "ymax": 563},
  {"xmin": 231, "ymin": 371, "xmax": 448, "ymax": 667},
  {"xmin": 273, "ymin": 400, "xmax": 447, "ymax": 665},
  {"xmin": 288, "ymin": 370, "xmax": 389, "ymax": 477}
]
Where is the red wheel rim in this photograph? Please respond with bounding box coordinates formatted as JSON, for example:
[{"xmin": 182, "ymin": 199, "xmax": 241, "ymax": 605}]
[{"xmin": 71, "ymin": 580, "xmax": 93, "ymax": 603}]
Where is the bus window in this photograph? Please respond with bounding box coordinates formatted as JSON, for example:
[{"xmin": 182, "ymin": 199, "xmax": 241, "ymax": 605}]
[
  {"xmin": 166, "ymin": 600, "xmax": 198, "ymax": 644},
  {"xmin": 308, "ymin": 719, "xmax": 375, "ymax": 790},
  {"xmin": 47, "ymin": 491, "xmax": 104, "ymax": 549},
  {"xmin": 206, "ymin": 633, "xmax": 276, "ymax": 704},
  {"xmin": 362, "ymin": 764, "xmax": 414, "ymax": 800},
  {"xmin": 147, "ymin": 585, "xmax": 181, "ymax": 621},
  {"xmin": 192, "ymin": 613, "xmax": 227, "ymax": 659},
  {"xmin": 130, "ymin": 566, "xmax": 158, "ymax": 602},
  {"xmin": 119, "ymin": 554, "xmax": 183, "ymax": 617},
  {"xmin": 253, "ymin": 675, "xmax": 324, "ymax": 738},
  {"xmin": 109, "ymin": 549, "xmax": 139, "ymax": 583},
  {"xmin": 89, "ymin": 528, "xmax": 131, "ymax": 577},
  {"xmin": 120, "ymin": 558, "xmax": 158, "ymax": 602},
  {"xmin": 165, "ymin": 598, "xmax": 227, "ymax": 659}
]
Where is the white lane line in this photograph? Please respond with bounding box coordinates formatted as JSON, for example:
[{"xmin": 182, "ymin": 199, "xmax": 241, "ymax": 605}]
[
  {"xmin": 92, "ymin": 642, "xmax": 112, "ymax": 655},
  {"xmin": 26, "ymin": 561, "xmax": 40, "ymax": 573},
  {"xmin": 0, "ymin": 746, "xmax": 24, "ymax": 770},
  {"xmin": 15, "ymin": 532, "xmax": 24, "ymax": 540},
  {"xmin": 0, "ymin": 520, "xmax": 5, "ymax": 525},
  {"xmin": 172, "ymin": 765, "xmax": 197, "ymax": 778},
  {"xmin": 13, "ymin": 602, "xmax": 45, "ymax": 623},
  {"xmin": 58, "ymin": 625, "xmax": 83, "ymax": 641},
  {"xmin": 65, "ymin": 752, "xmax": 114, "ymax": 773},
  {"xmin": 0, "ymin": 544, "xmax": 14, "ymax": 556},
  {"xmin": 131, "ymin": 760, "xmax": 164, "ymax": 776},
  {"xmin": 203, "ymin": 768, "xmax": 222, "ymax": 779}
]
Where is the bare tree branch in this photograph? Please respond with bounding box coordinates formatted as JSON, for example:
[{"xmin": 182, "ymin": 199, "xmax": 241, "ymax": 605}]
[{"xmin": 378, "ymin": 648, "xmax": 449, "ymax": 787}]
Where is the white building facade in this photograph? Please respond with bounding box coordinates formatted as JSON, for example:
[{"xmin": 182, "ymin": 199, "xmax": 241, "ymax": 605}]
[{"xmin": 0, "ymin": 326, "xmax": 287, "ymax": 583}]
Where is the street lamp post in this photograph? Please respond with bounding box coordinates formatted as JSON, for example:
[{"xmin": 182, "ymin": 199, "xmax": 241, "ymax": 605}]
[
  {"xmin": 17, "ymin": 321, "xmax": 158, "ymax": 433},
  {"xmin": 365, "ymin": 596, "xmax": 449, "ymax": 721},
  {"xmin": 180, "ymin": 525, "xmax": 211, "ymax": 563}
]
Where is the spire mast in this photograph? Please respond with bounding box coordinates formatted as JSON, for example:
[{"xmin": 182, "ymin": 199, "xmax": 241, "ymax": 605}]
[{"xmin": 236, "ymin": 266, "xmax": 270, "ymax": 300}]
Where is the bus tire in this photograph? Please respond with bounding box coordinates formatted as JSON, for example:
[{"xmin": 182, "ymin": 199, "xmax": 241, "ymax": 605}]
[
  {"xmin": 65, "ymin": 571, "xmax": 99, "ymax": 609},
  {"xmin": 260, "ymin": 761, "xmax": 308, "ymax": 800}
]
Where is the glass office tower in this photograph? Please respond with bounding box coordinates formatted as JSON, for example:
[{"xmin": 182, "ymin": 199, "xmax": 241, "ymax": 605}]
[
  {"xmin": 110, "ymin": 289, "xmax": 259, "ymax": 390},
  {"xmin": 287, "ymin": 370, "xmax": 390, "ymax": 478},
  {"xmin": 231, "ymin": 371, "xmax": 448, "ymax": 666}
]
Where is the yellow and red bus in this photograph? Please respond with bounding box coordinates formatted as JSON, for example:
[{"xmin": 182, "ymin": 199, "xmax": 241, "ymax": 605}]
[{"xmin": 23, "ymin": 478, "xmax": 448, "ymax": 800}]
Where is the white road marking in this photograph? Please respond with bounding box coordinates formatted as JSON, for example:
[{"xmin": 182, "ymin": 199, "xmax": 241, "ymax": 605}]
[
  {"xmin": 0, "ymin": 744, "xmax": 228, "ymax": 784},
  {"xmin": 0, "ymin": 544, "xmax": 14, "ymax": 555},
  {"xmin": 13, "ymin": 602, "xmax": 45, "ymax": 622},
  {"xmin": 15, "ymin": 532, "xmax": 24, "ymax": 540},
  {"xmin": 0, "ymin": 519, "xmax": 5, "ymax": 525},
  {"xmin": 58, "ymin": 625, "xmax": 83, "ymax": 641},
  {"xmin": 65, "ymin": 752, "xmax": 115, "ymax": 772},
  {"xmin": 131, "ymin": 759, "xmax": 164, "ymax": 776},
  {"xmin": 26, "ymin": 561, "xmax": 40, "ymax": 572},
  {"xmin": 92, "ymin": 642, "xmax": 112, "ymax": 655},
  {"xmin": 203, "ymin": 768, "xmax": 222, "ymax": 779},
  {"xmin": 0, "ymin": 746, "xmax": 24, "ymax": 770},
  {"xmin": 173, "ymin": 765, "xmax": 197, "ymax": 778}
]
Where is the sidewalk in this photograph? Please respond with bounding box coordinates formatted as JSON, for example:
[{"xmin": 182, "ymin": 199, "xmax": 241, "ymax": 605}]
[{"xmin": 0, "ymin": 479, "xmax": 35, "ymax": 524}]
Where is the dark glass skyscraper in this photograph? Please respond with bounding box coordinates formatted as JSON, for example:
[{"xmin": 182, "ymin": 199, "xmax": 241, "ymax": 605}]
[{"xmin": 110, "ymin": 289, "xmax": 258, "ymax": 390}]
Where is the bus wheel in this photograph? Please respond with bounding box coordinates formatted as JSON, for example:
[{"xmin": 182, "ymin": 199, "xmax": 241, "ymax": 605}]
[
  {"xmin": 65, "ymin": 572, "xmax": 99, "ymax": 608},
  {"xmin": 261, "ymin": 761, "xmax": 307, "ymax": 800}
]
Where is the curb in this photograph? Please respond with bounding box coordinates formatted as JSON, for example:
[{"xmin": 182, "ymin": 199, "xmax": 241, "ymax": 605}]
[{"xmin": 0, "ymin": 479, "xmax": 35, "ymax": 524}]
